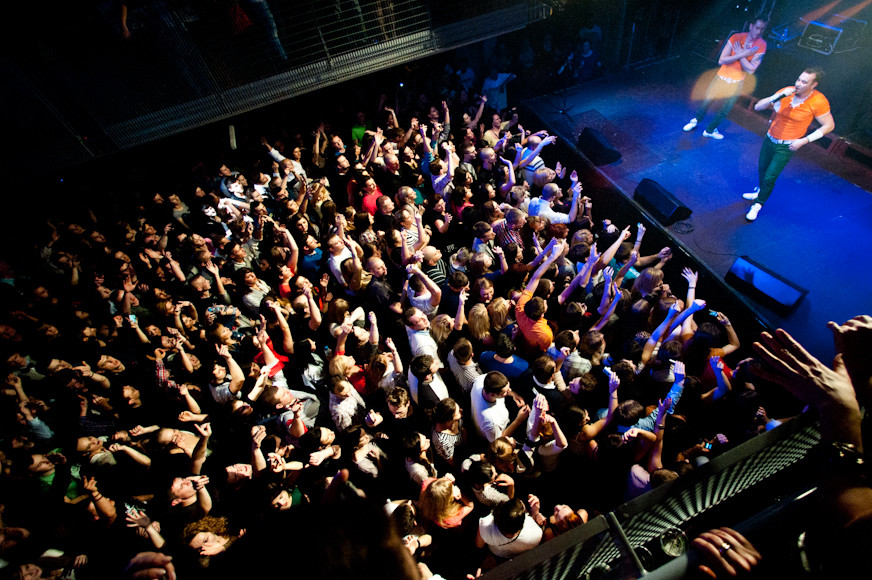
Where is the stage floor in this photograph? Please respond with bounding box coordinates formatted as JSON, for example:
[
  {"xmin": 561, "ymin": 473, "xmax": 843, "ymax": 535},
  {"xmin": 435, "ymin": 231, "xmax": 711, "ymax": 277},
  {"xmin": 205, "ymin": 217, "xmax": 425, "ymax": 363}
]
[{"xmin": 524, "ymin": 55, "xmax": 872, "ymax": 361}]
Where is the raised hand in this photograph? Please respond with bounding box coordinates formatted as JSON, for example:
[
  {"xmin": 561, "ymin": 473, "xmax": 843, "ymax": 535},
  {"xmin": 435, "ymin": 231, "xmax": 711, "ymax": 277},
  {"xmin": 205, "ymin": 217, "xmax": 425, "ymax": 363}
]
[
  {"xmin": 828, "ymin": 315, "xmax": 872, "ymax": 401},
  {"xmin": 178, "ymin": 411, "xmax": 197, "ymax": 422},
  {"xmin": 622, "ymin": 428, "xmax": 641, "ymax": 442},
  {"xmin": 365, "ymin": 410, "xmax": 383, "ymax": 427},
  {"xmin": 82, "ymin": 475, "xmax": 100, "ymax": 494},
  {"xmin": 549, "ymin": 242, "xmax": 563, "ymax": 260},
  {"xmin": 198, "ymin": 540, "xmax": 227, "ymax": 556},
  {"xmin": 682, "ymin": 267, "xmax": 698, "ymax": 287},
  {"xmin": 125, "ymin": 508, "xmax": 152, "ymax": 530},
  {"xmin": 309, "ymin": 449, "xmax": 328, "ymax": 466},
  {"xmin": 657, "ymin": 396, "xmax": 673, "ymax": 418},
  {"xmin": 194, "ymin": 422, "xmax": 212, "ymax": 439},
  {"xmin": 673, "ymin": 360, "xmax": 686, "ymax": 384},
  {"xmin": 608, "ymin": 370, "xmax": 620, "ymax": 394},
  {"xmin": 571, "ymin": 180, "xmax": 583, "ymax": 196},
  {"xmin": 710, "ymin": 355, "xmax": 724, "ymax": 373},
  {"xmin": 636, "ymin": 222, "xmax": 646, "ymax": 240},
  {"xmin": 517, "ymin": 404, "xmax": 531, "ymax": 421},
  {"xmin": 251, "ymin": 425, "xmax": 267, "ymax": 447},
  {"xmin": 527, "ymin": 494, "xmax": 544, "ymax": 524},
  {"xmin": 587, "ymin": 243, "xmax": 600, "ymax": 264},
  {"xmin": 753, "ymin": 329, "xmax": 859, "ymax": 413},
  {"xmin": 268, "ymin": 453, "xmax": 287, "ymax": 473}
]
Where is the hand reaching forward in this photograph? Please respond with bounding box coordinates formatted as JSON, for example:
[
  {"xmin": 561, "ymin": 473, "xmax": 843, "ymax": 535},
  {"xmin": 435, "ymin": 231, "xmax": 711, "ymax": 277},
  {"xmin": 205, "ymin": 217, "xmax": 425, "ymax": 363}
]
[
  {"xmin": 682, "ymin": 267, "xmax": 698, "ymax": 287},
  {"xmin": 608, "ymin": 370, "xmax": 620, "ymax": 394},
  {"xmin": 710, "ymin": 355, "xmax": 724, "ymax": 373},
  {"xmin": 753, "ymin": 329, "xmax": 858, "ymax": 411},
  {"xmin": 828, "ymin": 315, "xmax": 872, "ymax": 403},
  {"xmin": 672, "ymin": 360, "xmax": 686, "ymax": 384},
  {"xmin": 753, "ymin": 328, "xmax": 862, "ymax": 446},
  {"xmin": 657, "ymin": 396, "xmax": 673, "ymax": 419}
]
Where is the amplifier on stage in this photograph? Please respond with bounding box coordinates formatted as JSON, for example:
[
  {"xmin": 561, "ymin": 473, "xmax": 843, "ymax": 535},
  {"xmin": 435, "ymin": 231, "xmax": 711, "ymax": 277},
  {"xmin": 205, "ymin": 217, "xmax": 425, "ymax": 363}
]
[
  {"xmin": 798, "ymin": 16, "xmax": 867, "ymax": 55},
  {"xmin": 798, "ymin": 21, "xmax": 842, "ymax": 55}
]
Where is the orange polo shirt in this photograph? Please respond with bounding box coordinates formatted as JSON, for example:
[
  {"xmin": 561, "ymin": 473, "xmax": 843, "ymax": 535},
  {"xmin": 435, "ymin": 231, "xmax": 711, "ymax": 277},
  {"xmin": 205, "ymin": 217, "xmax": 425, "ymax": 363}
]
[
  {"xmin": 516, "ymin": 290, "xmax": 553, "ymax": 352},
  {"xmin": 769, "ymin": 89, "xmax": 830, "ymax": 141},
  {"xmin": 718, "ymin": 33, "xmax": 767, "ymax": 81}
]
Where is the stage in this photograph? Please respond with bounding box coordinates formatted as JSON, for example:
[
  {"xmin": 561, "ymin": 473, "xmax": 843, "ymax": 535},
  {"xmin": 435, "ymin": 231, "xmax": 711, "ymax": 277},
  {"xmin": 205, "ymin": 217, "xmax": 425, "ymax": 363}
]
[{"xmin": 522, "ymin": 54, "xmax": 872, "ymax": 361}]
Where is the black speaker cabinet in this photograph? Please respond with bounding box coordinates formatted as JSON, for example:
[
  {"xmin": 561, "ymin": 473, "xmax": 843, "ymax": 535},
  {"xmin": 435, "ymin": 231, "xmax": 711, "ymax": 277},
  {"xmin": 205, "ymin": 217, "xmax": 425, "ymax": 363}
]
[
  {"xmin": 577, "ymin": 127, "xmax": 622, "ymax": 166},
  {"xmin": 633, "ymin": 178, "xmax": 692, "ymax": 226},
  {"xmin": 725, "ymin": 256, "xmax": 808, "ymax": 316}
]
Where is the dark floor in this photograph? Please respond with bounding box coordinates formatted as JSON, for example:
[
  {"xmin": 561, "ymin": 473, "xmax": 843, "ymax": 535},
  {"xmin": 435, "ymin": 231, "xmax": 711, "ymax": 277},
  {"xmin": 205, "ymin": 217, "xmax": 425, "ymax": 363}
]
[{"xmin": 524, "ymin": 54, "xmax": 872, "ymax": 361}]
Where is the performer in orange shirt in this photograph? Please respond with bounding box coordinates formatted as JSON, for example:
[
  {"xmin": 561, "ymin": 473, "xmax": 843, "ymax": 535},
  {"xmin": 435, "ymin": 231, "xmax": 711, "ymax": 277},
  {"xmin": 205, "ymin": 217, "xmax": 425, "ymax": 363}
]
[
  {"xmin": 742, "ymin": 67, "xmax": 835, "ymax": 221},
  {"xmin": 683, "ymin": 16, "xmax": 768, "ymax": 140}
]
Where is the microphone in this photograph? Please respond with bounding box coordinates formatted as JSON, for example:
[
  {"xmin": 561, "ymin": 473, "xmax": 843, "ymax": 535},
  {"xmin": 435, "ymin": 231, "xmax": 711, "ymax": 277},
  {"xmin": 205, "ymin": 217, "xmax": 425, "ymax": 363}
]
[{"xmin": 771, "ymin": 89, "xmax": 794, "ymax": 102}]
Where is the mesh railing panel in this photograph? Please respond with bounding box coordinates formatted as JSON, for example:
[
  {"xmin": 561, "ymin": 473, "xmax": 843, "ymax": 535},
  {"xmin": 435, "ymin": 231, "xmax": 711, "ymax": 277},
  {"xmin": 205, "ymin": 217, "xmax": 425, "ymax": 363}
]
[
  {"xmin": 582, "ymin": 423, "xmax": 820, "ymax": 575},
  {"xmin": 477, "ymin": 420, "xmax": 820, "ymax": 580}
]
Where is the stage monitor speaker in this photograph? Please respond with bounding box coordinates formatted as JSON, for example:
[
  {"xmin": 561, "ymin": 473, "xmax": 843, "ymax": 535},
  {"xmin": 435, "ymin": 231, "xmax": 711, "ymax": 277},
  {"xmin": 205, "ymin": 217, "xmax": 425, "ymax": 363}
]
[
  {"xmin": 798, "ymin": 20, "xmax": 842, "ymax": 55},
  {"xmin": 577, "ymin": 127, "xmax": 622, "ymax": 166},
  {"xmin": 633, "ymin": 178, "xmax": 692, "ymax": 226},
  {"xmin": 725, "ymin": 256, "xmax": 808, "ymax": 316}
]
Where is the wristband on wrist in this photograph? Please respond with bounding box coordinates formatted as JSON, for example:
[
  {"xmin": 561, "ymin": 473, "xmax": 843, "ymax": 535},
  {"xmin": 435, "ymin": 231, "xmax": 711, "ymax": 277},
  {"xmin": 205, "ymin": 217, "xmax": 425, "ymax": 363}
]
[{"xmin": 807, "ymin": 128, "xmax": 824, "ymax": 143}]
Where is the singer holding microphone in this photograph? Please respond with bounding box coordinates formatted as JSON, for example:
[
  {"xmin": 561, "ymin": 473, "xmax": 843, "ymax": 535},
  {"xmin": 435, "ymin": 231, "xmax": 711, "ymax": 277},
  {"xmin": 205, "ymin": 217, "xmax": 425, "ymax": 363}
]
[{"xmin": 742, "ymin": 67, "xmax": 835, "ymax": 221}]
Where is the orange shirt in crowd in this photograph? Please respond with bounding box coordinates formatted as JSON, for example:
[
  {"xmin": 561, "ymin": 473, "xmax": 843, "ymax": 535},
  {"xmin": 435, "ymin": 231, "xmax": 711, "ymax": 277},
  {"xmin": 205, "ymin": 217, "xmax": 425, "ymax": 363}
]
[{"xmin": 515, "ymin": 290, "xmax": 553, "ymax": 352}]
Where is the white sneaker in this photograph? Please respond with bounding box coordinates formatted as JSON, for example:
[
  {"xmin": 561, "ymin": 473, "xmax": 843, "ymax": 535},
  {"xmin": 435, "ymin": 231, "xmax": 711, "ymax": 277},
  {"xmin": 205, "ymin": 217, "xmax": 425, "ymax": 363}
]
[
  {"xmin": 683, "ymin": 118, "xmax": 698, "ymax": 132},
  {"xmin": 746, "ymin": 203, "xmax": 762, "ymax": 221},
  {"xmin": 703, "ymin": 129, "xmax": 724, "ymax": 140},
  {"xmin": 742, "ymin": 187, "xmax": 760, "ymax": 200}
]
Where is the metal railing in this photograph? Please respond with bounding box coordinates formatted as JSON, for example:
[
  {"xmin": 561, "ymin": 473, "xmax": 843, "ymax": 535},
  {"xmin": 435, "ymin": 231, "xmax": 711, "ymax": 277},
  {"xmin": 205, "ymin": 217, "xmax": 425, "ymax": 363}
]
[
  {"xmin": 479, "ymin": 416, "xmax": 821, "ymax": 580},
  {"xmin": 3, "ymin": 1, "xmax": 550, "ymax": 172}
]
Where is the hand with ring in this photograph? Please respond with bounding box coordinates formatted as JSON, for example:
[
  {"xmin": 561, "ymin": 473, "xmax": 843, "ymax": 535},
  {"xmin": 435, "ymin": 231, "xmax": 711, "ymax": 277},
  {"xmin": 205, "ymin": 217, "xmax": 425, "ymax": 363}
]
[{"xmin": 691, "ymin": 527, "xmax": 761, "ymax": 577}]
